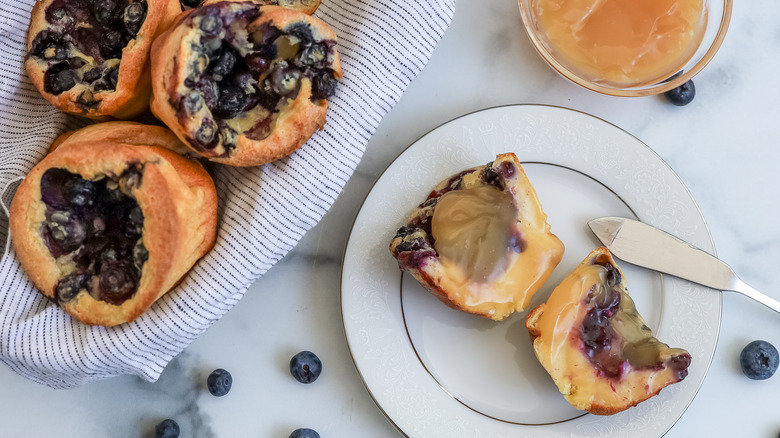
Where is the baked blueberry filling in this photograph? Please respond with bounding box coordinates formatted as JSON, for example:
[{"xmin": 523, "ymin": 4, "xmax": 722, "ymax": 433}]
[
  {"xmin": 39, "ymin": 166, "xmax": 148, "ymax": 306},
  {"xmin": 580, "ymin": 258, "xmax": 691, "ymax": 381},
  {"xmin": 391, "ymin": 160, "xmax": 527, "ymax": 271},
  {"xmin": 28, "ymin": 0, "xmax": 148, "ymax": 107},
  {"xmin": 174, "ymin": 3, "xmax": 339, "ymax": 156}
]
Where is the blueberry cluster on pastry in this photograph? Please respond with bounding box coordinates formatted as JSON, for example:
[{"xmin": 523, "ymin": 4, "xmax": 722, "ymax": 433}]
[
  {"xmin": 25, "ymin": 0, "xmax": 179, "ymax": 119},
  {"xmin": 389, "ymin": 153, "xmax": 565, "ymax": 321},
  {"xmin": 150, "ymin": 1, "xmax": 342, "ymax": 166},
  {"xmin": 10, "ymin": 122, "xmax": 218, "ymax": 326},
  {"xmin": 525, "ymin": 247, "xmax": 692, "ymax": 415}
]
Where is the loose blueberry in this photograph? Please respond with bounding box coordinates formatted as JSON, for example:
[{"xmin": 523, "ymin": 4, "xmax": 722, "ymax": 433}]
[
  {"xmin": 154, "ymin": 419, "xmax": 180, "ymax": 438},
  {"xmin": 290, "ymin": 350, "xmax": 322, "ymax": 384},
  {"xmin": 206, "ymin": 368, "xmax": 232, "ymax": 396},
  {"xmin": 289, "ymin": 428, "xmax": 320, "ymax": 438},
  {"xmin": 664, "ymin": 80, "xmax": 695, "ymax": 106},
  {"xmin": 740, "ymin": 340, "xmax": 779, "ymax": 380}
]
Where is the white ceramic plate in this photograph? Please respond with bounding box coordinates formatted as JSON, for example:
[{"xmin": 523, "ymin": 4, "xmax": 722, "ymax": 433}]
[{"xmin": 341, "ymin": 105, "xmax": 720, "ymax": 437}]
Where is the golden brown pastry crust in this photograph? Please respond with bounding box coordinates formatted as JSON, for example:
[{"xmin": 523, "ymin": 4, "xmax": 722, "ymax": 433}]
[
  {"xmin": 25, "ymin": 0, "xmax": 180, "ymax": 119},
  {"xmin": 389, "ymin": 153, "xmax": 565, "ymax": 321},
  {"xmin": 525, "ymin": 247, "xmax": 691, "ymax": 415},
  {"xmin": 10, "ymin": 122, "xmax": 217, "ymax": 326},
  {"xmin": 150, "ymin": 2, "xmax": 342, "ymax": 167}
]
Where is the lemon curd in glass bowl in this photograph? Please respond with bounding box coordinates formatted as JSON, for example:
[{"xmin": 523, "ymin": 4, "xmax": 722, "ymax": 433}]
[{"xmin": 519, "ymin": 0, "xmax": 732, "ymax": 96}]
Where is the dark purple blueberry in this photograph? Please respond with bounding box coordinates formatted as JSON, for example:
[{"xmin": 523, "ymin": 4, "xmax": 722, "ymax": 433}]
[
  {"xmin": 47, "ymin": 212, "xmax": 87, "ymax": 251},
  {"xmin": 133, "ymin": 240, "xmax": 148, "ymax": 271},
  {"xmin": 245, "ymin": 53, "xmax": 269, "ymax": 74},
  {"xmin": 740, "ymin": 340, "xmax": 779, "ymax": 380},
  {"xmin": 154, "ymin": 419, "xmax": 180, "ymax": 438},
  {"xmin": 295, "ymin": 43, "xmax": 326, "ymax": 67},
  {"xmin": 63, "ymin": 177, "xmax": 97, "ymax": 207},
  {"xmin": 30, "ymin": 31, "xmax": 63, "ymax": 59},
  {"xmin": 183, "ymin": 90, "xmax": 204, "ymax": 114},
  {"xmin": 187, "ymin": 53, "xmax": 209, "ymax": 85},
  {"xmin": 92, "ymin": 0, "xmax": 122, "ymax": 26},
  {"xmin": 93, "ymin": 67, "xmax": 119, "ymax": 92},
  {"xmin": 123, "ymin": 2, "xmax": 147, "ymax": 37},
  {"xmin": 289, "ymin": 429, "xmax": 320, "ymax": 438},
  {"xmin": 507, "ymin": 232, "xmax": 526, "ymax": 253},
  {"xmin": 98, "ymin": 261, "xmax": 137, "ymax": 303},
  {"xmin": 179, "ymin": 0, "xmax": 201, "ymax": 9},
  {"xmin": 199, "ymin": 14, "xmax": 222, "ymax": 35},
  {"xmin": 41, "ymin": 168, "xmax": 72, "ymax": 209},
  {"xmin": 290, "ymin": 350, "xmax": 322, "ymax": 384},
  {"xmin": 669, "ymin": 352, "xmax": 691, "ymax": 381},
  {"xmin": 210, "ymin": 47, "xmax": 237, "ymax": 77},
  {"xmin": 214, "ymin": 85, "xmax": 247, "ymax": 119},
  {"xmin": 250, "ymin": 22, "xmax": 281, "ymax": 45},
  {"xmin": 44, "ymin": 64, "xmax": 77, "ymax": 95},
  {"xmin": 83, "ymin": 67, "xmax": 103, "ymax": 83},
  {"xmin": 206, "ymin": 368, "xmax": 232, "ymax": 397},
  {"xmin": 196, "ymin": 79, "xmax": 219, "ymax": 111},
  {"xmin": 285, "ymin": 22, "xmax": 314, "ymax": 44},
  {"xmin": 193, "ymin": 118, "xmax": 218, "ymax": 149},
  {"xmin": 269, "ymin": 66, "xmax": 301, "ymax": 98},
  {"xmin": 99, "ymin": 29, "xmax": 124, "ymax": 60},
  {"xmin": 46, "ymin": 8, "xmax": 70, "ymax": 24},
  {"xmin": 664, "ymin": 80, "xmax": 695, "ymax": 106},
  {"xmin": 311, "ymin": 72, "xmax": 337, "ymax": 101},
  {"xmin": 55, "ymin": 272, "xmax": 89, "ymax": 302},
  {"xmin": 244, "ymin": 112, "xmax": 274, "ymax": 140},
  {"xmin": 201, "ymin": 37, "xmax": 222, "ymax": 58}
]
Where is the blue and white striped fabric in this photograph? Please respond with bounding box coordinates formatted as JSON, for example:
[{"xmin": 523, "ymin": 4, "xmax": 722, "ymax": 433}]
[{"xmin": 0, "ymin": 0, "xmax": 456, "ymax": 388}]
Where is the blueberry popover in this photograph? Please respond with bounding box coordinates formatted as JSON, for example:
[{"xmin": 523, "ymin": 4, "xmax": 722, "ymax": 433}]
[
  {"xmin": 150, "ymin": 2, "xmax": 342, "ymax": 166},
  {"xmin": 10, "ymin": 122, "xmax": 218, "ymax": 326},
  {"xmin": 525, "ymin": 247, "xmax": 692, "ymax": 415},
  {"xmin": 25, "ymin": 0, "xmax": 180, "ymax": 119},
  {"xmin": 389, "ymin": 153, "xmax": 565, "ymax": 321}
]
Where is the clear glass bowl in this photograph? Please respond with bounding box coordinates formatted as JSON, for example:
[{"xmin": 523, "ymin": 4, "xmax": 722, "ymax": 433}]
[{"xmin": 518, "ymin": 0, "xmax": 732, "ymax": 97}]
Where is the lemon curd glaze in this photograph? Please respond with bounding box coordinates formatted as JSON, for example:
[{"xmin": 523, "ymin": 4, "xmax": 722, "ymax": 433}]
[
  {"xmin": 533, "ymin": 261, "xmax": 689, "ymax": 411},
  {"xmin": 430, "ymin": 184, "xmax": 561, "ymax": 316},
  {"xmin": 531, "ymin": 0, "xmax": 707, "ymax": 86}
]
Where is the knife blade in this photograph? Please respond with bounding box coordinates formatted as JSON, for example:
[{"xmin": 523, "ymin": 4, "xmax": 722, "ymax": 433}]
[{"xmin": 587, "ymin": 216, "xmax": 780, "ymax": 314}]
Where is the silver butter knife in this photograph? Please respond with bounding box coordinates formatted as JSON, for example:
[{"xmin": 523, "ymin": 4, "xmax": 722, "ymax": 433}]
[{"xmin": 588, "ymin": 216, "xmax": 780, "ymax": 314}]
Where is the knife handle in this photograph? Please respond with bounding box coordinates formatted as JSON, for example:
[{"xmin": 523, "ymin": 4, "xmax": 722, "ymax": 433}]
[{"xmin": 730, "ymin": 278, "xmax": 780, "ymax": 314}]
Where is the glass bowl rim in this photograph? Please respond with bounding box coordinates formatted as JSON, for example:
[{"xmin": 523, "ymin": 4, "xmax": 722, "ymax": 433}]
[{"xmin": 517, "ymin": 0, "xmax": 734, "ymax": 97}]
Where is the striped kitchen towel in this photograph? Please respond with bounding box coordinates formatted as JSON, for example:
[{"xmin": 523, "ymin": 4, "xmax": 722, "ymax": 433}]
[{"xmin": 0, "ymin": 0, "xmax": 456, "ymax": 389}]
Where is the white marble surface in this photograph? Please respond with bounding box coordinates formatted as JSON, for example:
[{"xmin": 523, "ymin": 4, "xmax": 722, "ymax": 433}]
[{"xmin": 3, "ymin": 0, "xmax": 780, "ymax": 437}]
